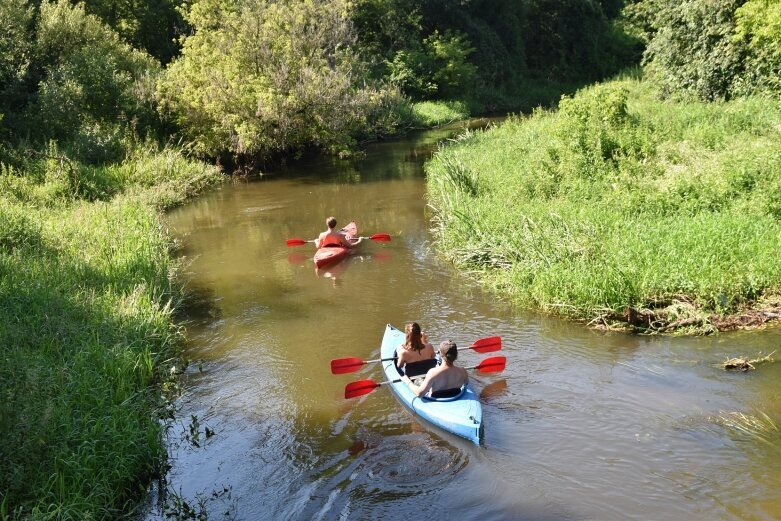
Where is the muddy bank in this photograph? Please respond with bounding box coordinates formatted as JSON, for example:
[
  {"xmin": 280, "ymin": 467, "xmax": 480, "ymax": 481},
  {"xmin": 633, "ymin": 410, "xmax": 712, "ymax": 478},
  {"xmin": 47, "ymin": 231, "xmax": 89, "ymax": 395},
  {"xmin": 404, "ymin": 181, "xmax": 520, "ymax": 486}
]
[{"xmin": 593, "ymin": 298, "xmax": 781, "ymax": 335}]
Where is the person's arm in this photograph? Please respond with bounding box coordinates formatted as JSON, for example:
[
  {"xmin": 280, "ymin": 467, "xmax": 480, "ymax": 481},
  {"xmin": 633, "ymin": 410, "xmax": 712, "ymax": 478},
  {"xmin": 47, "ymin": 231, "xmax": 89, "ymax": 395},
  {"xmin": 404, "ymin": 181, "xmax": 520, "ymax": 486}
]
[
  {"xmin": 401, "ymin": 371, "xmax": 434, "ymax": 397},
  {"xmin": 396, "ymin": 348, "xmax": 406, "ymax": 369},
  {"xmin": 343, "ymin": 234, "xmax": 363, "ymax": 248}
]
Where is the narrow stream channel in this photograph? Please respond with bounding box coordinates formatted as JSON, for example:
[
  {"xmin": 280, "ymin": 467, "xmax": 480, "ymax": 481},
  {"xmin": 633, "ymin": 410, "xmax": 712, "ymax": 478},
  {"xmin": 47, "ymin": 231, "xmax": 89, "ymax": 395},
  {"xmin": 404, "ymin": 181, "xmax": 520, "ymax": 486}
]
[{"xmin": 147, "ymin": 122, "xmax": 781, "ymax": 520}]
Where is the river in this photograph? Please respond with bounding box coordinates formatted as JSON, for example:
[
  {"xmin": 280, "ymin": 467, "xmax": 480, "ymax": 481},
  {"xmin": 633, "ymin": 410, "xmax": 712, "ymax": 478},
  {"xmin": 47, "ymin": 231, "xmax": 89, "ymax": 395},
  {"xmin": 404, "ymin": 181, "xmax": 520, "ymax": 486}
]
[{"xmin": 147, "ymin": 122, "xmax": 781, "ymax": 520}]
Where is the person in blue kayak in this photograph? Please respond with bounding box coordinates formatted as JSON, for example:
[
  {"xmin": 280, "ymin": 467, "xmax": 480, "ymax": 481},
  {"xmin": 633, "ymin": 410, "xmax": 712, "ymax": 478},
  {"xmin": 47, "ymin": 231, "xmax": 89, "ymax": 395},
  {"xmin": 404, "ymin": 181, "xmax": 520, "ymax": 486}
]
[
  {"xmin": 396, "ymin": 322, "xmax": 436, "ymax": 378},
  {"xmin": 316, "ymin": 216, "xmax": 363, "ymax": 248},
  {"xmin": 401, "ymin": 340, "xmax": 468, "ymax": 398}
]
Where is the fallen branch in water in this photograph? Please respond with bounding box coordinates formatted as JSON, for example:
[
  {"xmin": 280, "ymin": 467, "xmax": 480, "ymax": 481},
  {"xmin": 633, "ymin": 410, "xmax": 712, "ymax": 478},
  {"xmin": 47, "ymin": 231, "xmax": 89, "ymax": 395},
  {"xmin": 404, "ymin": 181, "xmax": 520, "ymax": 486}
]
[{"xmin": 721, "ymin": 351, "xmax": 776, "ymax": 371}]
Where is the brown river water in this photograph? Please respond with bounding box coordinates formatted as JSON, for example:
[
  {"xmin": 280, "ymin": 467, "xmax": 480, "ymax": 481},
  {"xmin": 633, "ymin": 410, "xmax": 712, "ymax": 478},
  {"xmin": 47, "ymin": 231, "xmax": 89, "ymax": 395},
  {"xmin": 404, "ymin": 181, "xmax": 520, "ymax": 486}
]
[{"xmin": 146, "ymin": 122, "xmax": 781, "ymax": 520}]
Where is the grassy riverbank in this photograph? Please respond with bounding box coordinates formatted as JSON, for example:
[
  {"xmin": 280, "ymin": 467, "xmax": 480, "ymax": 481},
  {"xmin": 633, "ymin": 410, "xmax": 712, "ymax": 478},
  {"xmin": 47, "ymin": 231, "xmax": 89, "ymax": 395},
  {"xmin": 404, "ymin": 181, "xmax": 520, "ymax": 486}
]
[
  {"xmin": 410, "ymin": 80, "xmax": 582, "ymax": 128},
  {"xmin": 426, "ymin": 76, "xmax": 781, "ymax": 334},
  {"xmin": 0, "ymin": 146, "xmax": 222, "ymax": 519}
]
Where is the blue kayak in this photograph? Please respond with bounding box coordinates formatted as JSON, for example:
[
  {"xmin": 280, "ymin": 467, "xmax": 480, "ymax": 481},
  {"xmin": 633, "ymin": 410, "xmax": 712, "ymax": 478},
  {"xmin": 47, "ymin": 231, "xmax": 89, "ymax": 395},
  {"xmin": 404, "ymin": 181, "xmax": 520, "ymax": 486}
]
[{"xmin": 381, "ymin": 324, "xmax": 482, "ymax": 444}]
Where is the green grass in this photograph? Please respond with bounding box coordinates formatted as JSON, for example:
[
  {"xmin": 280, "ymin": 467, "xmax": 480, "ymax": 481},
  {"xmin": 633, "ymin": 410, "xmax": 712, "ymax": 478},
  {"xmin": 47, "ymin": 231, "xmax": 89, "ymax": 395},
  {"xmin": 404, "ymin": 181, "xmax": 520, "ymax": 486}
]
[
  {"xmin": 411, "ymin": 100, "xmax": 471, "ymax": 127},
  {"xmin": 425, "ymin": 77, "xmax": 781, "ymax": 332},
  {"xmin": 0, "ymin": 145, "xmax": 222, "ymax": 519}
]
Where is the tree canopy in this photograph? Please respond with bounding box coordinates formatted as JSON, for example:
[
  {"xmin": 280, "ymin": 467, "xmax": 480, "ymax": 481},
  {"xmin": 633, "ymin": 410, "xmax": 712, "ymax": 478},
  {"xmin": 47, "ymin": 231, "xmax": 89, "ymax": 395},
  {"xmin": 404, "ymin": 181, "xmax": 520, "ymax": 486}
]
[{"xmin": 158, "ymin": 0, "xmax": 404, "ymax": 158}]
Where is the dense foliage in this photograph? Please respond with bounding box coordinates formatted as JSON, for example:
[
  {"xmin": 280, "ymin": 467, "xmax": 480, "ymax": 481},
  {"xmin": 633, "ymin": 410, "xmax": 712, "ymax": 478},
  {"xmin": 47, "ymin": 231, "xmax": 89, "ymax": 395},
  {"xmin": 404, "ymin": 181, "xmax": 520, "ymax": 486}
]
[
  {"xmin": 2, "ymin": 0, "xmax": 642, "ymax": 161},
  {"xmin": 73, "ymin": 0, "xmax": 185, "ymax": 63},
  {"xmin": 158, "ymin": 0, "xmax": 406, "ymax": 158},
  {"xmin": 642, "ymin": 0, "xmax": 781, "ymax": 100},
  {"xmin": 426, "ymin": 77, "xmax": 781, "ymax": 332},
  {"xmin": 1, "ymin": 0, "xmax": 162, "ymax": 164},
  {"xmin": 156, "ymin": 0, "xmax": 641, "ymax": 158},
  {"xmin": 353, "ymin": 0, "xmax": 641, "ymax": 102}
]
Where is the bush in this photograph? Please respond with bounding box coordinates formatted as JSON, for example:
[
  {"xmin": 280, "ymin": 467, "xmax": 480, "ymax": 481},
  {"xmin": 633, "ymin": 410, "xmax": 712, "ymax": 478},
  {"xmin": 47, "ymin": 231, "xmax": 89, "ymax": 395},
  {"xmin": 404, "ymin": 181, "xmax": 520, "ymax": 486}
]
[{"xmin": 23, "ymin": 1, "xmax": 160, "ymax": 162}]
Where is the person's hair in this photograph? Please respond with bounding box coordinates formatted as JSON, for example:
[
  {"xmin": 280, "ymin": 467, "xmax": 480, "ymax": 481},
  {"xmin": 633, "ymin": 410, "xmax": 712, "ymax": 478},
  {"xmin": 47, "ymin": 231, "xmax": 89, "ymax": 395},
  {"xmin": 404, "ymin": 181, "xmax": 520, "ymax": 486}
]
[
  {"xmin": 326, "ymin": 216, "xmax": 337, "ymax": 229},
  {"xmin": 403, "ymin": 322, "xmax": 425, "ymax": 353},
  {"xmin": 439, "ymin": 340, "xmax": 458, "ymax": 365}
]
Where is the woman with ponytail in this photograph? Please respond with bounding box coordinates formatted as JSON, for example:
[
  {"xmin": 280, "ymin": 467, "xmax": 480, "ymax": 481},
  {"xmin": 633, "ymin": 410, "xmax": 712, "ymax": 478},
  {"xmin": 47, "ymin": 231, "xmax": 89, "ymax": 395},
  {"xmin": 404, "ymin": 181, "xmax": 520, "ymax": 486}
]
[{"xmin": 396, "ymin": 322, "xmax": 436, "ymax": 377}]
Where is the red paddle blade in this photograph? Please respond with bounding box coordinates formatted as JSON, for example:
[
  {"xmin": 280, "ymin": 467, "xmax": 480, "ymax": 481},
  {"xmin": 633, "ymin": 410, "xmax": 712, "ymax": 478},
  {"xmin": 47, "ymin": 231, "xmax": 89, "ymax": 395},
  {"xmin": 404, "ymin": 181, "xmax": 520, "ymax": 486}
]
[
  {"xmin": 330, "ymin": 357, "xmax": 366, "ymax": 374},
  {"xmin": 469, "ymin": 336, "xmax": 502, "ymax": 353},
  {"xmin": 369, "ymin": 234, "xmax": 391, "ymax": 242},
  {"xmin": 475, "ymin": 356, "xmax": 506, "ymax": 374},
  {"xmin": 345, "ymin": 379, "xmax": 381, "ymax": 399},
  {"xmin": 286, "ymin": 238, "xmax": 307, "ymax": 247}
]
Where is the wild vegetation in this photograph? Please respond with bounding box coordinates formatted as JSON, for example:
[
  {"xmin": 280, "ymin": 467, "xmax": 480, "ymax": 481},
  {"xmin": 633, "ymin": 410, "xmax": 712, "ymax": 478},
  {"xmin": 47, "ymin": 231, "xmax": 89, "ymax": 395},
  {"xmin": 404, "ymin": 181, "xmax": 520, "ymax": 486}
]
[
  {"xmin": 8, "ymin": 0, "xmax": 779, "ymax": 517},
  {"xmin": 157, "ymin": 0, "xmax": 637, "ymax": 159},
  {"xmin": 426, "ymin": 0, "xmax": 781, "ymax": 333},
  {"xmin": 0, "ymin": 145, "xmax": 221, "ymax": 518},
  {"xmin": 0, "ymin": 2, "xmax": 224, "ymax": 517}
]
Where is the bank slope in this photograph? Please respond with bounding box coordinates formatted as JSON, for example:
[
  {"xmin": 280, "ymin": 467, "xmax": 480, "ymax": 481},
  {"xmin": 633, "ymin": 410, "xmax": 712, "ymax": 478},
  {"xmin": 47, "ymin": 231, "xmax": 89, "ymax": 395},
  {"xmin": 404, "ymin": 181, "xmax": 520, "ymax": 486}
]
[
  {"xmin": 0, "ymin": 146, "xmax": 222, "ymax": 518},
  {"xmin": 425, "ymin": 77, "xmax": 781, "ymax": 334}
]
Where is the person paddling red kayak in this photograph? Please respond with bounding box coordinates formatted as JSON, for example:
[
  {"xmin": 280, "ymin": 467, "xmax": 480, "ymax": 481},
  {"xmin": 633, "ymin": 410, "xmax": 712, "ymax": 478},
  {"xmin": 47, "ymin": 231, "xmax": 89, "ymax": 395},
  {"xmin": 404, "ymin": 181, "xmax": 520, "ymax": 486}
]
[
  {"xmin": 285, "ymin": 218, "xmax": 391, "ymax": 269},
  {"xmin": 313, "ymin": 218, "xmax": 362, "ymax": 269},
  {"xmin": 316, "ymin": 217, "xmax": 363, "ymax": 249}
]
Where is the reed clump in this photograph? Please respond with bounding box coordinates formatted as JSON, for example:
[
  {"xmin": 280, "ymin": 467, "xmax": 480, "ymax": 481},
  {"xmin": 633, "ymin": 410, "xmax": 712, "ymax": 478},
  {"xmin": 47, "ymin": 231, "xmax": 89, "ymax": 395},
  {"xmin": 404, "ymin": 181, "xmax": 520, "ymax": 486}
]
[
  {"xmin": 0, "ymin": 144, "xmax": 222, "ymax": 519},
  {"xmin": 426, "ymin": 77, "xmax": 781, "ymax": 334},
  {"xmin": 714, "ymin": 411, "xmax": 780, "ymax": 452}
]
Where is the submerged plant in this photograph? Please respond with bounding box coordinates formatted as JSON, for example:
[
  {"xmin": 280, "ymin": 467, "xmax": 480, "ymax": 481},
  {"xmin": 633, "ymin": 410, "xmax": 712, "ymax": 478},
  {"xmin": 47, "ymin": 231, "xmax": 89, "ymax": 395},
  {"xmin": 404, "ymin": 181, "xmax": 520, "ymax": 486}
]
[{"xmin": 714, "ymin": 411, "xmax": 781, "ymax": 451}]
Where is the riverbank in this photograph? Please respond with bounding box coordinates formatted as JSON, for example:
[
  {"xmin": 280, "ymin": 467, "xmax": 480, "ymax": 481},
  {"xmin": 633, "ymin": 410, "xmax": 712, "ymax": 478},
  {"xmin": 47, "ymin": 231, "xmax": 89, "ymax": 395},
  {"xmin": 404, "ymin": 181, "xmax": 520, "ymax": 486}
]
[
  {"xmin": 409, "ymin": 79, "xmax": 581, "ymax": 129},
  {"xmin": 425, "ymin": 75, "xmax": 781, "ymax": 334},
  {"xmin": 0, "ymin": 145, "xmax": 222, "ymax": 518}
]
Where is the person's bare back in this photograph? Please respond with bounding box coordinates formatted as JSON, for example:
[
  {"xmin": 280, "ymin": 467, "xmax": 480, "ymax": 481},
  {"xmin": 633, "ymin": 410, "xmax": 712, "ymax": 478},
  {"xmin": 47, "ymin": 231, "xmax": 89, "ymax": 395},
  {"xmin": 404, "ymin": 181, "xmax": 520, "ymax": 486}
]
[
  {"xmin": 316, "ymin": 216, "xmax": 361, "ymax": 248},
  {"xmin": 402, "ymin": 340, "xmax": 468, "ymax": 397},
  {"xmin": 422, "ymin": 363, "xmax": 468, "ymax": 393}
]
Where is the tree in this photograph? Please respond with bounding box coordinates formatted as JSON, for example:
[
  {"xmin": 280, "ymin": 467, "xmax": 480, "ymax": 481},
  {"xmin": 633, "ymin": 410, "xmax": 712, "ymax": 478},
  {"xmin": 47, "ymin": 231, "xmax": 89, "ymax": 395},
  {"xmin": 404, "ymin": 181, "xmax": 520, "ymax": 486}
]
[
  {"xmin": 643, "ymin": 0, "xmax": 746, "ymax": 100},
  {"xmin": 158, "ymin": 0, "xmax": 401, "ymax": 158},
  {"xmin": 733, "ymin": 0, "xmax": 781, "ymax": 93},
  {"xmin": 29, "ymin": 0, "xmax": 161, "ymax": 161},
  {"xmin": 0, "ymin": 0, "xmax": 33, "ymax": 136},
  {"xmin": 74, "ymin": 0, "xmax": 186, "ymax": 64}
]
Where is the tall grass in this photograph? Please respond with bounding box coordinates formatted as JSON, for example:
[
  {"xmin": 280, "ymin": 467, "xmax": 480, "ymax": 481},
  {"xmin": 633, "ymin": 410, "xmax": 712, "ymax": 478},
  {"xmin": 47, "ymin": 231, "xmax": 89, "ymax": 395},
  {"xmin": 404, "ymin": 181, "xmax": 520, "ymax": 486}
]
[
  {"xmin": 0, "ymin": 145, "xmax": 222, "ymax": 519},
  {"xmin": 425, "ymin": 77, "xmax": 781, "ymax": 332},
  {"xmin": 411, "ymin": 100, "xmax": 472, "ymax": 128}
]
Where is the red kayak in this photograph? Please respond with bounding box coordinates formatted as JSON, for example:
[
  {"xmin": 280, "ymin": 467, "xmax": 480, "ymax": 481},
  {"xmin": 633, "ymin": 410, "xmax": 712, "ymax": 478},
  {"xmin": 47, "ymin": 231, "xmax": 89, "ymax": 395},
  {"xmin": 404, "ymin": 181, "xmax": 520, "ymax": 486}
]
[{"xmin": 313, "ymin": 222, "xmax": 358, "ymax": 268}]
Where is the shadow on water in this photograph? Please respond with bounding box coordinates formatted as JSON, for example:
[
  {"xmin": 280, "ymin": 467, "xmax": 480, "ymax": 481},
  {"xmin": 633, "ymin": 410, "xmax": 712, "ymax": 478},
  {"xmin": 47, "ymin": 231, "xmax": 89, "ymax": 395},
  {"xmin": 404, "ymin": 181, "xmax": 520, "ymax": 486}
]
[{"xmin": 175, "ymin": 282, "xmax": 222, "ymax": 324}]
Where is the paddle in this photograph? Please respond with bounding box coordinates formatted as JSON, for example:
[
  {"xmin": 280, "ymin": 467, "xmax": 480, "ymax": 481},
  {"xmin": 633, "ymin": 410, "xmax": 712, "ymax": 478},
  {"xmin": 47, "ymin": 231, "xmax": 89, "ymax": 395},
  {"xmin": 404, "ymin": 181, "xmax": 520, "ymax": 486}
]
[
  {"xmin": 330, "ymin": 336, "xmax": 502, "ymax": 374},
  {"xmin": 286, "ymin": 233, "xmax": 391, "ymax": 247},
  {"xmin": 359, "ymin": 234, "xmax": 391, "ymax": 242},
  {"xmin": 344, "ymin": 356, "xmax": 507, "ymax": 399},
  {"xmin": 285, "ymin": 238, "xmax": 316, "ymax": 247}
]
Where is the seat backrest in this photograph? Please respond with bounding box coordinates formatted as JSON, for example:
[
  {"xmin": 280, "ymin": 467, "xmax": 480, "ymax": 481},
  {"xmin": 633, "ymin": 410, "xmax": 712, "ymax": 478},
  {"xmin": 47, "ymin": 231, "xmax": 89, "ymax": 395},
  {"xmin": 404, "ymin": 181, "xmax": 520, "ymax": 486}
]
[
  {"xmin": 429, "ymin": 387, "xmax": 463, "ymax": 399},
  {"xmin": 403, "ymin": 358, "xmax": 437, "ymax": 377}
]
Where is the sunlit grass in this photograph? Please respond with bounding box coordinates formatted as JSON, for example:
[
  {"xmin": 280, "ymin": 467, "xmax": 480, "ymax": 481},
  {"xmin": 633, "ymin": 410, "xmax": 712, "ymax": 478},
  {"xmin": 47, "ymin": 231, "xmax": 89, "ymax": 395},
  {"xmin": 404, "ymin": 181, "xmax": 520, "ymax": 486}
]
[
  {"xmin": 0, "ymin": 146, "xmax": 222, "ymax": 518},
  {"xmin": 425, "ymin": 77, "xmax": 781, "ymax": 332},
  {"xmin": 411, "ymin": 100, "xmax": 470, "ymax": 127}
]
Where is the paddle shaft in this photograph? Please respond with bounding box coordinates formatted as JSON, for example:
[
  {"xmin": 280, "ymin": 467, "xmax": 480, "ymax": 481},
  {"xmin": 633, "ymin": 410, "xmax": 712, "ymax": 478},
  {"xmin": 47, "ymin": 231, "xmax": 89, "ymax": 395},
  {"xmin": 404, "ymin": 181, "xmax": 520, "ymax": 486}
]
[
  {"xmin": 344, "ymin": 356, "xmax": 506, "ymax": 399},
  {"xmin": 361, "ymin": 342, "xmax": 495, "ymax": 364},
  {"xmin": 329, "ymin": 336, "xmax": 501, "ymax": 374},
  {"xmin": 286, "ymin": 232, "xmax": 390, "ymax": 247}
]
